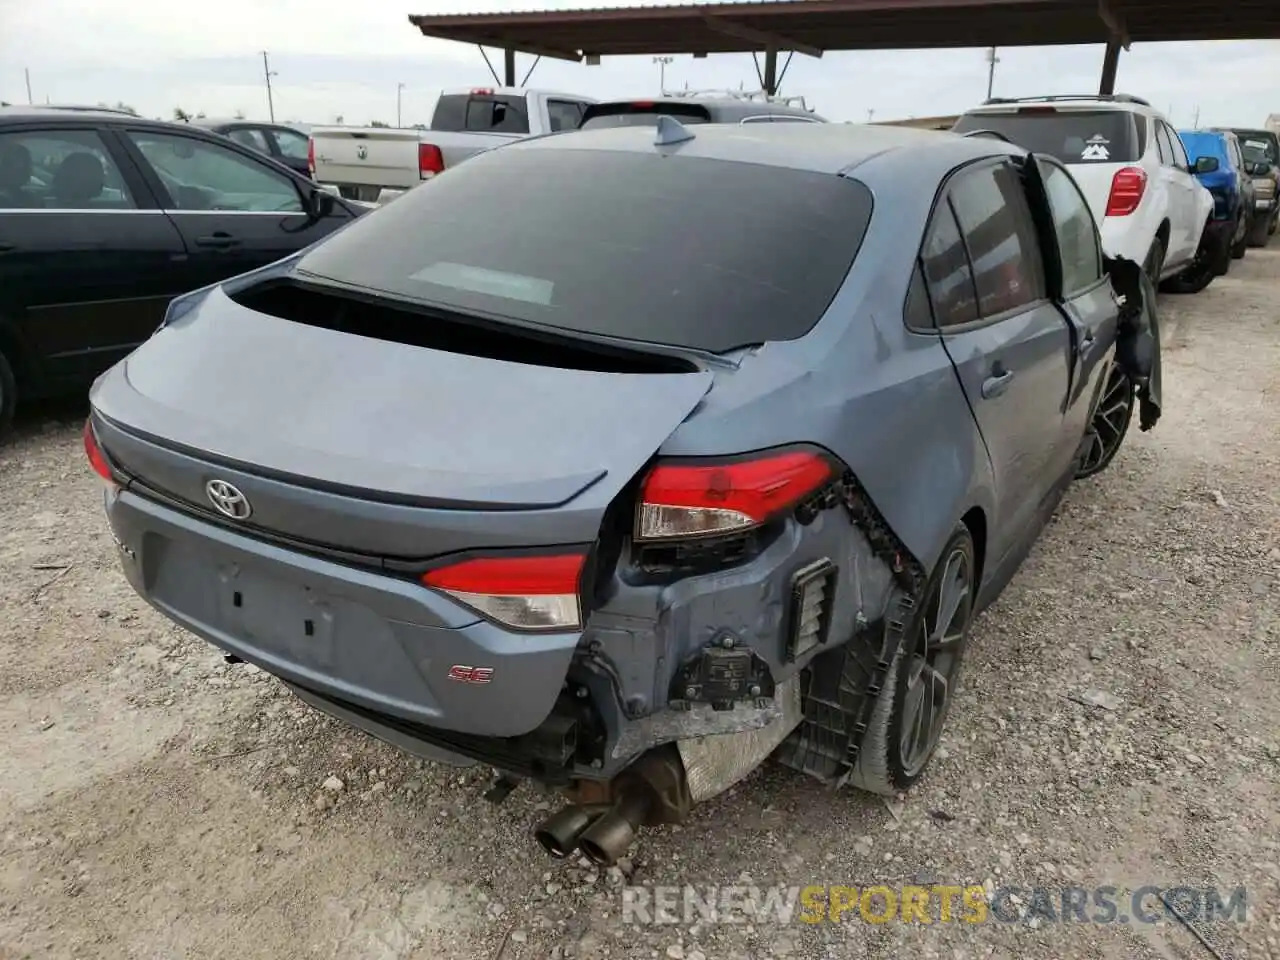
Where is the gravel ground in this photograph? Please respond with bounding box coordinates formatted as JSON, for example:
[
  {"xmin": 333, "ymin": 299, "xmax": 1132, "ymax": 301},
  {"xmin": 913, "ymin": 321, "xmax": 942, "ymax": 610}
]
[{"xmin": 1, "ymin": 249, "xmax": 1278, "ymax": 960}]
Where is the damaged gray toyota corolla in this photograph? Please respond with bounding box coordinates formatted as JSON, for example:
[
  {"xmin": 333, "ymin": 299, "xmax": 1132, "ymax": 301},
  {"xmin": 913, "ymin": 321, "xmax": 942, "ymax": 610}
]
[{"xmin": 86, "ymin": 120, "xmax": 1161, "ymax": 866}]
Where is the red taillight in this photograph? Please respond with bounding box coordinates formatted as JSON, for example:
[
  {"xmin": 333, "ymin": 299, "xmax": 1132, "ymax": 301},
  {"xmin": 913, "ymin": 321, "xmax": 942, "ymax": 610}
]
[
  {"xmin": 422, "ymin": 553, "xmax": 585, "ymax": 631},
  {"xmin": 1017, "ymin": 106, "xmax": 1058, "ymax": 115},
  {"xmin": 470, "ymin": 88, "xmax": 494, "ymax": 95},
  {"xmin": 83, "ymin": 419, "xmax": 115, "ymax": 485},
  {"xmin": 307, "ymin": 136, "xmax": 315, "ymax": 177},
  {"xmin": 1105, "ymin": 166, "xmax": 1147, "ymax": 217},
  {"xmin": 419, "ymin": 143, "xmax": 444, "ymax": 179},
  {"xmin": 636, "ymin": 450, "xmax": 833, "ymax": 542},
  {"xmin": 631, "ymin": 100, "xmax": 655, "ymax": 108}
]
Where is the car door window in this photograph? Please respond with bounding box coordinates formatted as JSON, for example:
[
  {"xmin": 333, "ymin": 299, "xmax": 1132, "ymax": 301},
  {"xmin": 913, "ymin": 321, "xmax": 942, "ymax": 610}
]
[
  {"xmin": 0, "ymin": 129, "xmax": 137, "ymax": 210},
  {"xmin": 272, "ymin": 128, "xmax": 310, "ymax": 160},
  {"xmin": 1039, "ymin": 160, "xmax": 1103, "ymax": 296},
  {"xmin": 546, "ymin": 99, "xmax": 584, "ymax": 132},
  {"xmin": 921, "ymin": 200, "xmax": 979, "ymax": 327},
  {"xmin": 227, "ymin": 127, "xmax": 271, "ymax": 154},
  {"xmin": 948, "ymin": 161, "xmax": 1047, "ymax": 317},
  {"xmin": 127, "ymin": 131, "xmax": 303, "ymax": 213},
  {"xmin": 1155, "ymin": 124, "xmax": 1176, "ymax": 167}
]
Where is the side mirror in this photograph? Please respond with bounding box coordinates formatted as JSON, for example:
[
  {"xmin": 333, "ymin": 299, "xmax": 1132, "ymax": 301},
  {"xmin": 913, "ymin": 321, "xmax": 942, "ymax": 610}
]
[
  {"xmin": 306, "ymin": 187, "xmax": 335, "ymax": 219},
  {"xmin": 1193, "ymin": 155, "xmax": 1219, "ymax": 174}
]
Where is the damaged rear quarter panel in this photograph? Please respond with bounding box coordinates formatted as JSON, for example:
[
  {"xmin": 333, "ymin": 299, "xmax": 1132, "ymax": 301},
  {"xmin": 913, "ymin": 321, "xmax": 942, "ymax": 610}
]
[{"xmin": 655, "ymin": 180, "xmax": 997, "ymax": 582}]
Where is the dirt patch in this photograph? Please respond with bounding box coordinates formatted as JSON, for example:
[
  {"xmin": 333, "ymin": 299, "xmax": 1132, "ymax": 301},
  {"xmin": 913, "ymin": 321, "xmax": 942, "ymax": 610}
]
[{"xmin": 1, "ymin": 251, "xmax": 1278, "ymax": 960}]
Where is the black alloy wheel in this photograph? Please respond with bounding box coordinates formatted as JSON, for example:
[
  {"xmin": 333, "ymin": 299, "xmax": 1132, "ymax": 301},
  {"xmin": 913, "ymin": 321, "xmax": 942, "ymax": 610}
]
[
  {"xmin": 1075, "ymin": 361, "xmax": 1134, "ymax": 478},
  {"xmin": 895, "ymin": 538, "xmax": 975, "ymax": 779},
  {"xmin": 847, "ymin": 523, "xmax": 978, "ymax": 796}
]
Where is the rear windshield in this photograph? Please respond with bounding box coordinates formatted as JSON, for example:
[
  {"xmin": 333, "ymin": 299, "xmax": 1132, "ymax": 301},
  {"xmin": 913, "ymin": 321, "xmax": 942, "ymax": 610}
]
[
  {"xmin": 579, "ymin": 104, "xmax": 713, "ymax": 130},
  {"xmin": 1180, "ymin": 131, "xmax": 1227, "ymax": 164},
  {"xmin": 294, "ymin": 146, "xmax": 873, "ymax": 353},
  {"xmin": 1233, "ymin": 130, "xmax": 1279, "ymax": 165},
  {"xmin": 953, "ymin": 109, "xmax": 1139, "ymax": 164}
]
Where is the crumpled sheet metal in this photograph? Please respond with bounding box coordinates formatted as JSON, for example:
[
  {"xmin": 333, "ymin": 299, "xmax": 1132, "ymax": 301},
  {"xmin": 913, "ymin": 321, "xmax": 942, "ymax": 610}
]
[{"xmin": 676, "ymin": 675, "xmax": 803, "ymax": 803}]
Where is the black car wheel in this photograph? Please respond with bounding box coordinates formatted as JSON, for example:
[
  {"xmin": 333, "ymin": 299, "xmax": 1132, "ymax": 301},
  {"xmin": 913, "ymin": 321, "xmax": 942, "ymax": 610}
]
[
  {"xmin": 1142, "ymin": 237, "xmax": 1165, "ymax": 284},
  {"xmin": 1231, "ymin": 214, "xmax": 1249, "ymax": 259},
  {"xmin": 0, "ymin": 350, "xmax": 15, "ymax": 437},
  {"xmin": 1160, "ymin": 237, "xmax": 1218, "ymax": 294},
  {"xmin": 848, "ymin": 524, "xmax": 976, "ymax": 795},
  {"xmin": 1075, "ymin": 362, "xmax": 1134, "ymax": 479}
]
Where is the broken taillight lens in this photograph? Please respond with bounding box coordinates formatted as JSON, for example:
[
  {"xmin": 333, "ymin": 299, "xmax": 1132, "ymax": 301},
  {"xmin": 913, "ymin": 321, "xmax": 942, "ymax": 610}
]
[
  {"xmin": 421, "ymin": 553, "xmax": 585, "ymax": 631},
  {"xmin": 635, "ymin": 449, "xmax": 833, "ymax": 542}
]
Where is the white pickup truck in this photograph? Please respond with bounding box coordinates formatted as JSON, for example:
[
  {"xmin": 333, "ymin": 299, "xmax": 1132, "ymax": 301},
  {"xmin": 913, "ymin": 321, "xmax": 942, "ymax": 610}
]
[{"xmin": 308, "ymin": 87, "xmax": 595, "ymax": 203}]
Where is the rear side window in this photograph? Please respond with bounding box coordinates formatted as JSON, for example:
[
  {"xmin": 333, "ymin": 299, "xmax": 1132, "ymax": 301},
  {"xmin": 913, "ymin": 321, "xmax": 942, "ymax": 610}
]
[
  {"xmin": 294, "ymin": 147, "xmax": 874, "ymax": 353},
  {"xmin": 953, "ymin": 109, "xmax": 1138, "ymax": 164},
  {"xmin": 920, "ymin": 201, "xmax": 979, "ymax": 327},
  {"xmin": 433, "ymin": 94, "xmax": 530, "ymax": 134},
  {"xmin": 464, "ymin": 97, "xmax": 529, "ymax": 134},
  {"xmin": 948, "ymin": 161, "xmax": 1046, "ymax": 317},
  {"xmin": 227, "ymin": 128, "xmax": 270, "ymax": 154},
  {"xmin": 0, "ymin": 129, "xmax": 137, "ymax": 210}
]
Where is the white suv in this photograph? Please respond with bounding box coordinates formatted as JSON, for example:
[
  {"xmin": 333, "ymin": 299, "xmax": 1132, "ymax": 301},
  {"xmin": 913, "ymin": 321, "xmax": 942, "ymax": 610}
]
[{"xmin": 953, "ymin": 94, "xmax": 1214, "ymax": 288}]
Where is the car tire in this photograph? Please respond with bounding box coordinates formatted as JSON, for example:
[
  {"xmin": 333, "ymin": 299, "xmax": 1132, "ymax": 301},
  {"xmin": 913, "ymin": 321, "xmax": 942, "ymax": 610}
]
[
  {"xmin": 1231, "ymin": 216, "xmax": 1249, "ymax": 259},
  {"xmin": 1074, "ymin": 362, "xmax": 1135, "ymax": 479},
  {"xmin": 1142, "ymin": 237, "xmax": 1165, "ymax": 284},
  {"xmin": 0, "ymin": 349, "xmax": 16, "ymax": 438},
  {"xmin": 1247, "ymin": 213, "xmax": 1271, "ymax": 248},
  {"xmin": 846, "ymin": 524, "xmax": 977, "ymax": 797}
]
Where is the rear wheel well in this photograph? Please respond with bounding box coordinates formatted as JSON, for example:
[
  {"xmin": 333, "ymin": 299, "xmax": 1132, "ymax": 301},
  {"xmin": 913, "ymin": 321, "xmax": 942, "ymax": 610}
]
[
  {"xmin": 960, "ymin": 506, "xmax": 986, "ymax": 586},
  {"xmin": 1156, "ymin": 220, "xmax": 1171, "ymax": 248}
]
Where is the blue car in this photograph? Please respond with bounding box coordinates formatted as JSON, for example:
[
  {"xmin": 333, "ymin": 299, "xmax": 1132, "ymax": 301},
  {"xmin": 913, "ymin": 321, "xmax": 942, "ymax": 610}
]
[
  {"xmin": 1179, "ymin": 129, "xmax": 1256, "ymax": 268},
  {"xmin": 85, "ymin": 122, "xmax": 1163, "ymax": 866}
]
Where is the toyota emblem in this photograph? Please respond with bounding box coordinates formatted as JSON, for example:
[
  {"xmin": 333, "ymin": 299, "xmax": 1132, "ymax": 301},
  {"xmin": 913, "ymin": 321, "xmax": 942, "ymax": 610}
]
[
  {"xmin": 356, "ymin": 144, "xmax": 368, "ymax": 160},
  {"xmin": 206, "ymin": 479, "xmax": 251, "ymax": 520}
]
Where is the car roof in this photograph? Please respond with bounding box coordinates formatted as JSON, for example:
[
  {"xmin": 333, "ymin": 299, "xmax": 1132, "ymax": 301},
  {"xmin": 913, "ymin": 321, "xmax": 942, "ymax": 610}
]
[
  {"xmin": 513, "ymin": 120, "xmax": 1021, "ymax": 177},
  {"xmin": 964, "ymin": 95, "xmax": 1155, "ymax": 116},
  {"xmin": 0, "ymin": 105, "xmax": 142, "ymax": 123}
]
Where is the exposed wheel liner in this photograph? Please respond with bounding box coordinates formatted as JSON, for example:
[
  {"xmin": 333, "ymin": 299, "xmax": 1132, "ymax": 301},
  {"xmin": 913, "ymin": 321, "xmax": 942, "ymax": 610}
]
[{"xmin": 846, "ymin": 524, "xmax": 976, "ymax": 795}]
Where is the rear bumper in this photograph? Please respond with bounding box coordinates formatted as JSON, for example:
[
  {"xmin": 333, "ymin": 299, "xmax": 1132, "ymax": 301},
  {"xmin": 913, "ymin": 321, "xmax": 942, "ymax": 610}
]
[{"xmin": 104, "ymin": 486, "xmax": 579, "ymax": 739}]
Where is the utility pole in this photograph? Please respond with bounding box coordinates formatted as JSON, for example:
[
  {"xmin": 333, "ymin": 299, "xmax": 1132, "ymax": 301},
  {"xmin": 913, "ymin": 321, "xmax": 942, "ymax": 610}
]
[
  {"xmin": 653, "ymin": 56, "xmax": 673, "ymax": 94},
  {"xmin": 397, "ymin": 82, "xmax": 406, "ymax": 127},
  {"xmin": 1192, "ymin": 105, "xmax": 1201, "ymax": 127},
  {"xmin": 24, "ymin": 68, "xmax": 33, "ymax": 104},
  {"xmin": 866, "ymin": 108, "xmax": 874, "ymax": 123},
  {"xmin": 985, "ymin": 47, "xmax": 1000, "ymax": 100},
  {"xmin": 261, "ymin": 51, "xmax": 278, "ymax": 122}
]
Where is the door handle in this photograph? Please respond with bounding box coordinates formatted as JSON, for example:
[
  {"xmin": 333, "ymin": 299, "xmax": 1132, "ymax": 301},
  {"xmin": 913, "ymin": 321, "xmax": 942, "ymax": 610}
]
[
  {"xmin": 194, "ymin": 233, "xmax": 241, "ymax": 250},
  {"xmin": 981, "ymin": 369, "xmax": 1015, "ymax": 400}
]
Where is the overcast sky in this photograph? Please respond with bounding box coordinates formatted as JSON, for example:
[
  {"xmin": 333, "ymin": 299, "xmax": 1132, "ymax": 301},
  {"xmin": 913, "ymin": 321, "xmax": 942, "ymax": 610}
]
[{"xmin": 2, "ymin": 0, "xmax": 1278, "ymax": 129}]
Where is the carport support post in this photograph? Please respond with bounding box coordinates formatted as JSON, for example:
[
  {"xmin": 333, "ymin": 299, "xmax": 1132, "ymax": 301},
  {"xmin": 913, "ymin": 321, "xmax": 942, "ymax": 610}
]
[
  {"xmin": 1099, "ymin": 37, "xmax": 1122, "ymax": 95},
  {"xmin": 504, "ymin": 48, "xmax": 516, "ymax": 87},
  {"xmin": 763, "ymin": 47, "xmax": 778, "ymax": 96}
]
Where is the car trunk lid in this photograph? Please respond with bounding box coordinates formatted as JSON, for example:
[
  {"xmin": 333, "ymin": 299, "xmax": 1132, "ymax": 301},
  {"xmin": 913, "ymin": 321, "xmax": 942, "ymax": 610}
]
[
  {"xmin": 89, "ymin": 283, "xmax": 714, "ymax": 559},
  {"xmin": 310, "ymin": 126, "xmax": 424, "ymax": 190}
]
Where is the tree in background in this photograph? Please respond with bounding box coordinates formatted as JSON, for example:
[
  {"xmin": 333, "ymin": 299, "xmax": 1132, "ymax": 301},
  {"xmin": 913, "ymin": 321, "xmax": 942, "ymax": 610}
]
[{"xmin": 370, "ymin": 120, "xmax": 389, "ymax": 128}]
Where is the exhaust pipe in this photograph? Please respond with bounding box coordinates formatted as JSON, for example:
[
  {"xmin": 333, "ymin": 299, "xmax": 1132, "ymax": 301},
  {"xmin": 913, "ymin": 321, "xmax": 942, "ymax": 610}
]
[
  {"xmin": 577, "ymin": 789, "xmax": 652, "ymax": 867},
  {"xmin": 534, "ymin": 804, "xmax": 608, "ymax": 859}
]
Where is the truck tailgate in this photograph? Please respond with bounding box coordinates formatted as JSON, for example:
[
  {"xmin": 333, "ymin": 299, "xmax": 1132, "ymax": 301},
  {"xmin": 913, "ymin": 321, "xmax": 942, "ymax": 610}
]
[{"xmin": 311, "ymin": 127, "xmax": 422, "ymax": 190}]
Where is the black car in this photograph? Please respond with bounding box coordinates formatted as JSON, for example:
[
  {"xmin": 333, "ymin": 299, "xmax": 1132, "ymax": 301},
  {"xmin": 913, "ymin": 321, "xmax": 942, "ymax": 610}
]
[
  {"xmin": 189, "ymin": 119, "xmax": 313, "ymax": 179},
  {"xmin": 0, "ymin": 107, "xmax": 363, "ymax": 431}
]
